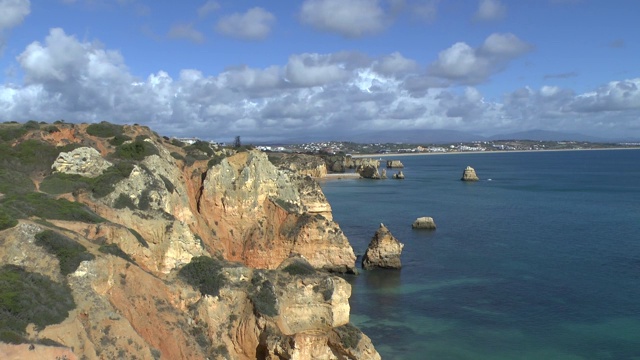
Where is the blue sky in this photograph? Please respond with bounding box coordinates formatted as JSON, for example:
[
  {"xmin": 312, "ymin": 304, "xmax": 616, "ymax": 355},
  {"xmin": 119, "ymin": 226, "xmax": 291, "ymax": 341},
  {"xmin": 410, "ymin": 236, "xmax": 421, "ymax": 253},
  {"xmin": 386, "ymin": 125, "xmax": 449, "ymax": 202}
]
[{"xmin": 0, "ymin": 0, "xmax": 638, "ymax": 142}]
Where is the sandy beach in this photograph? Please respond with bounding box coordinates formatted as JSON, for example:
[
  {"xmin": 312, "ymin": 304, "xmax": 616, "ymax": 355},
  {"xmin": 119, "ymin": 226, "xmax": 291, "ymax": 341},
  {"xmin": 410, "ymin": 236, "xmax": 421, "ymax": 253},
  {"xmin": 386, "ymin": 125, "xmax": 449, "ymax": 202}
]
[{"xmin": 351, "ymin": 147, "xmax": 640, "ymax": 158}]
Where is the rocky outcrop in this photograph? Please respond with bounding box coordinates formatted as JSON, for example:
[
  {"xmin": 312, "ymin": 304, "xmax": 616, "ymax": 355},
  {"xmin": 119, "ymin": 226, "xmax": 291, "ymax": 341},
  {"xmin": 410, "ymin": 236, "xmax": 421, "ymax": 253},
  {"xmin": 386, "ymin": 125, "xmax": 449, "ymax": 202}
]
[
  {"xmin": 412, "ymin": 216, "xmax": 437, "ymax": 229},
  {"xmin": 198, "ymin": 151, "xmax": 356, "ymax": 273},
  {"xmin": 362, "ymin": 224, "xmax": 404, "ymax": 270},
  {"xmin": 52, "ymin": 147, "xmax": 112, "ymax": 178},
  {"xmin": 356, "ymin": 158, "xmax": 381, "ymax": 179},
  {"xmin": 461, "ymin": 166, "xmax": 479, "ymax": 181},
  {"xmin": 323, "ymin": 154, "xmax": 355, "ymax": 173},
  {"xmin": 392, "ymin": 171, "xmax": 405, "ymax": 179},
  {"xmin": 386, "ymin": 160, "xmax": 404, "ymax": 168},
  {"xmin": 0, "ymin": 122, "xmax": 377, "ymax": 359},
  {"xmin": 273, "ymin": 153, "xmax": 328, "ymax": 178}
]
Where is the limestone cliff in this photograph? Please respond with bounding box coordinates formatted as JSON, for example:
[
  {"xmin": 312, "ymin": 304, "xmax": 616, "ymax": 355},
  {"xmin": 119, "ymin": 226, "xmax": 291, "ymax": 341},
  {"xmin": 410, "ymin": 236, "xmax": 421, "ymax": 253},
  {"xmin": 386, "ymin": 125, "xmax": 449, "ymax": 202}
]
[{"xmin": 0, "ymin": 121, "xmax": 377, "ymax": 359}]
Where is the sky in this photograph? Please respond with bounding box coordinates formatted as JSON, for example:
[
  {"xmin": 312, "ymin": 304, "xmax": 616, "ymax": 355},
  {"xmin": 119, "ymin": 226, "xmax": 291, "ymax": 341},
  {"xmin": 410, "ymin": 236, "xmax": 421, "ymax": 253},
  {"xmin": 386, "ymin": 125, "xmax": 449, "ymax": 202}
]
[{"xmin": 0, "ymin": 0, "xmax": 638, "ymax": 142}]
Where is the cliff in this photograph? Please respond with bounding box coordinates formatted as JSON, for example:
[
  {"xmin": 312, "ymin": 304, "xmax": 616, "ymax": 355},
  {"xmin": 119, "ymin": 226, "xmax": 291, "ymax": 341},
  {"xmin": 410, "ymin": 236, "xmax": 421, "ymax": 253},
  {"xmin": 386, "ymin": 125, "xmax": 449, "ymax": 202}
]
[{"xmin": 0, "ymin": 121, "xmax": 376, "ymax": 359}]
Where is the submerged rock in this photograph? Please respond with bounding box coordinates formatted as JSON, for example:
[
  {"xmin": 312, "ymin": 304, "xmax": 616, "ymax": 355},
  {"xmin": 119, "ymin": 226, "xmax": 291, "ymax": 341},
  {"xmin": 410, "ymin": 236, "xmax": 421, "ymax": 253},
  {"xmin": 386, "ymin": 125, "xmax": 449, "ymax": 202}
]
[
  {"xmin": 461, "ymin": 166, "xmax": 479, "ymax": 181},
  {"xmin": 362, "ymin": 224, "xmax": 404, "ymax": 270},
  {"xmin": 412, "ymin": 216, "xmax": 436, "ymax": 230}
]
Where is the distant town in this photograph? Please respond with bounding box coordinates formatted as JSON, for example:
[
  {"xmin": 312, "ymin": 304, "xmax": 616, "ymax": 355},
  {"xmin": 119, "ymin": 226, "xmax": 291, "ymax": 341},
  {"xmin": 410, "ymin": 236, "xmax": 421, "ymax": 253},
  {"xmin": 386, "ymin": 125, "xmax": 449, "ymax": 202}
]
[{"xmin": 256, "ymin": 140, "xmax": 640, "ymax": 155}]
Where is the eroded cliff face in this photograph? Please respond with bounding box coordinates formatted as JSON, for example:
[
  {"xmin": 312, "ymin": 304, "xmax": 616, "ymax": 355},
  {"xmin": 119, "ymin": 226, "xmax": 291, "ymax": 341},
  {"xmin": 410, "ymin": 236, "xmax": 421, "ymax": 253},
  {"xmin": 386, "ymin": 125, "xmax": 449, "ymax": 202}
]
[{"xmin": 0, "ymin": 122, "xmax": 376, "ymax": 359}]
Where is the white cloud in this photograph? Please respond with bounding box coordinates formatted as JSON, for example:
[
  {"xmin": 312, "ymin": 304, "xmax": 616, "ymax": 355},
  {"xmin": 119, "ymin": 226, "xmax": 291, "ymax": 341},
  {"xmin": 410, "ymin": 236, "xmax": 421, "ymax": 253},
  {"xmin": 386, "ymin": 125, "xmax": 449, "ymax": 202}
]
[
  {"xmin": 299, "ymin": 0, "xmax": 387, "ymax": 38},
  {"xmin": 428, "ymin": 33, "xmax": 531, "ymax": 84},
  {"xmin": 412, "ymin": 0, "xmax": 439, "ymax": 22},
  {"xmin": 474, "ymin": 0, "xmax": 506, "ymax": 21},
  {"xmin": 0, "ymin": 0, "xmax": 30, "ymax": 52},
  {"xmin": 284, "ymin": 53, "xmax": 350, "ymax": 87},
  {"xmin": 2, "ymin": 28, "xmax": 639, "ymax": 141},
  {"xmin": 197, "ymin": 0, "xmax": 219, "ymax": 18},
  {"xmin": 373, "ymin": 52, "xmax": 419, "ymax": 76},
  {"xmin": 216, "ymin": 7, "xmax": 275, "ymax": 40},
  {"xmin": 168, "ymin": 23, "xmax": 205, "ymax": 43}
]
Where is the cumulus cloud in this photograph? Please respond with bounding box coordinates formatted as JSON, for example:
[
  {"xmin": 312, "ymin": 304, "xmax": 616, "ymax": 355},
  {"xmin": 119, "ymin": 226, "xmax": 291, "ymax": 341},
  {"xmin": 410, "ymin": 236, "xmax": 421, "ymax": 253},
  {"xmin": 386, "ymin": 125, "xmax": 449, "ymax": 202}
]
[
  {"xmin": 428, "ymin": 33, "xmax": 532, "ymax": 84},
  {"xmin": 0, "ymin": 0, "xmax": 30, "ymax": 52},
  {"xmin": 299, "ymin": 0, "xmax": 388, "ymax": 38},
  {"xmin": 168, "ymin": 23, "xmax": 205, "ymax": 43},
  {"xmin": 215, "ymin": 7, "xmax": 275, "ymax": 40},
  {"xmin": 474, "ymin": 0, "xmax": 506, "ymax": 21},
  {"xmin": 197, "ymin": 0, "xmax": 219, "ymax": 18},
  {"xmin": 2, "ymin": 27, "xmax": 640, "ymax": 141}
]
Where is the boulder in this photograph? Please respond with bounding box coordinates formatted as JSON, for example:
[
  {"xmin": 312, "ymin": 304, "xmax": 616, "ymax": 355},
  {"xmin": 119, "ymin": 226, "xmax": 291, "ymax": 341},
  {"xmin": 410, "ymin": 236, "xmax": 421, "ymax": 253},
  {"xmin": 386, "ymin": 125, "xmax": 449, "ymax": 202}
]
[
  {"xmin": 392, "ymin": 171, "xmax": 405, "ymax": 179},
  {"xmin": 362, "ymin": 224, "xmax": 404, "ymax": 270},
  {"xmin": 51, "ymin": 147, "xmax": 112, "ymax": 178},
  {"xmin": 461, "ymin": 166, "xmax": 479, "ymax": 181},
  {"xmin": 412, "ymin": 216, "xmax": 436, "ymax": 229},
  {"xmin": 386, "ymin": 160, "xmax": 404, "ymax": 168},
  {"xmin": 380, "ymin": 168, "xmax": 387, "ymax": 179}
]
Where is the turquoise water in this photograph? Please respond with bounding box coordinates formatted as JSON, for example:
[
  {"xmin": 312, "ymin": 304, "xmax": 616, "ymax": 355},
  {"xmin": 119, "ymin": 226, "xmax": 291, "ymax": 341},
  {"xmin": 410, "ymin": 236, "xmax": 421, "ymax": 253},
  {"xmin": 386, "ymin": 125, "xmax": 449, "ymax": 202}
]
[{"xmin": 320, "ymin": 149, "xmax": 640, "ymax": 360}]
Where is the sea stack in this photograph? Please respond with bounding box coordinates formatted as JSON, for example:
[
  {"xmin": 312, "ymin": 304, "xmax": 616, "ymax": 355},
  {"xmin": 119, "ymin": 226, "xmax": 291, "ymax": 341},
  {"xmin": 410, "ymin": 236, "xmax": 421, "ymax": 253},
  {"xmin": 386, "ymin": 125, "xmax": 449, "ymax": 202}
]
[
  {"xmin": 461, "ymin": 166, "xmax": 479, "ymax": 181},
  {"xmin": 412, "ymin": 216, "xmax": 436, "ymax": 229},
  {"xmin": 392, "ymin": 171, "xmax": 405, "ymax": 179},
  {"xmin": 386, "ymin": 160, "xmax": 404, "ymax": 168},
  {"xmin": 362, "ymin": 223, "xmax": 404, "ymax": 270}
]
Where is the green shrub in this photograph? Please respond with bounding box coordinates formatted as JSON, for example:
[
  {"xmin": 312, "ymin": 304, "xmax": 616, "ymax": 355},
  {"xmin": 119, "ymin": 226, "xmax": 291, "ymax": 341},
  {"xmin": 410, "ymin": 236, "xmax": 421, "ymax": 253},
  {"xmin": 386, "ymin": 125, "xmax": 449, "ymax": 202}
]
[
  {"xmin": 0, "ymin": 265, "xmax": 75, "ymax": 338},
  {"xmin": 113, "ymin": 194, "xmax": 136, "ymax": 210},
  {"xmin": 35, "ymin": 230, "xmax": 95, "ymax": 275},
  {"xmin": 334, "ymin": 324, "xmax": 362, "ymax": 349},
  {"xmin": 170, "ymin": 139, "xmax": 185, "ymax": 147},
  {"xmin": 0, "ymin": 140, "xmax": 60, "ymax": 174},
  {"xmin": 280, "ymin": 260, "xmax": 316, "ymax": 276},
  {"xmin": 91, "ymin": 162, "xmax": 134, "ymax": 198},
  {"xmin": 0, "ymin": 206, "xmax": 18, "ymax": 231},
  {"xmin": 114, "ymin": 139, "xmax": 159, "ymax": 161},
  {"xmin": 207, "ymin": 153, "xmax": 226, "ymax": 168},
  {"xmin": 0, "ymin": 124, "xmax": 27, "ymax": 142},
  {"xmin": 98, "ymin": 243, "xmax": 134, "ymax": 263},
  {"xmin": 1, "ymin": 192, "xmax": 104, "ymax": 223},
  {"xmin": 108, "ymin": 134, "xmax": 131, "ymax": 146},
  {"xmin": 249, "ymin": 276, "xmax": 278, "ymax": 317},
  {"xmin": 170, "ymin": 152, "xmax": 185, "ymax": 161},
  {"xmin": 178, "ymin": 256, "xmax": 227, "ymax": 296},
  {"xmin": 23, "ymin": 120, "xmax": 40, "ymax": 130},
  {"xmin": 185, "ymin": 140, "xmax": 215, "ymax": 157},
  {"xmin": 86, "ymin": 122, "xmax": 123, "ymax": 138},
  {"xmin": 44, "ymin": 125, "xmax": 60, "ymax": 134}
]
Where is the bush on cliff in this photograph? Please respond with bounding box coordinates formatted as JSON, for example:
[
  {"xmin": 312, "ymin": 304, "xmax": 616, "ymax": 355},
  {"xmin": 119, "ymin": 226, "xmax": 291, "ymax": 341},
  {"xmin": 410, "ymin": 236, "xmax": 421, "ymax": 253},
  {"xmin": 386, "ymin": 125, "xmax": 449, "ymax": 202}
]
[
  {"xmin": 0, "ymin": 207, "xmax": 18, "ymax": 231},
  {"xmin": 0, "ymin": 168, "xmax": 35, "ymax": 194},
  {"xmin": 35, "ymin": 230, "xmax": 96, "ymax": 275},
  {"xmin": 249, "ymin": 272, "xmax": 278, "ymax": 317},
  {"xmin": 114, "ymin": 138, "xmax": 159, "ymax": 161},
  {"xmin": 178, "ymin": 256, "xmax": 227, "ymax": 296},
  {"xmin": 0, "ymin": 264, "xmax": 75, "ymax": 343},
  {"xmin": 40, "ymin": 173, "xmax": 92, "ymax": 195},
  {"xmin": 86, "ymin": 121, "xmax": 124, "ymax": 138}
]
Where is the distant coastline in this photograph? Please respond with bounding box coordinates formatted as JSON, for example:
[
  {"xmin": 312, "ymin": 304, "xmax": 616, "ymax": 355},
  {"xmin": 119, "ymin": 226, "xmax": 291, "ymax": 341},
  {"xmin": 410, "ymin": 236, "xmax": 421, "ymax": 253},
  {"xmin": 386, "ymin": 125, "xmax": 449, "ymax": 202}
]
[{"xmin": 351, "ymin": 147, "xmax": 640, "ymax": 158}]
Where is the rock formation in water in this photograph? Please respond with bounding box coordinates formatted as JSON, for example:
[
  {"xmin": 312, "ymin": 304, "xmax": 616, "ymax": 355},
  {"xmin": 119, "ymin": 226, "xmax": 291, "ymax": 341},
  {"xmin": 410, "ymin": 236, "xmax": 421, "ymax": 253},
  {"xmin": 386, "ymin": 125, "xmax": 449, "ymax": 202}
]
[
  {"xmin": 461, "ymin": 166, "xmax": 479, "ymax": 181},
  {"xmin": 412, "ymin": 216, "xmax": 437, "ymax": 229},
  {"xmin": 0, "ymin": 121, "xmax": 378, "ymax": 359},
  {"xmin": 386, "ymin": 160, "xmax": 404, "ymax": 168},
  {"xmin": 392, "ymin": 171, "xmax": 405, "ymax": 179},
  {"xmin": 362, "ymin": 224, "xmax": 404, "ymax": 270},
  {"xmin": 356, "ymin": 158, "xmax": 381, "ymax": 179}
]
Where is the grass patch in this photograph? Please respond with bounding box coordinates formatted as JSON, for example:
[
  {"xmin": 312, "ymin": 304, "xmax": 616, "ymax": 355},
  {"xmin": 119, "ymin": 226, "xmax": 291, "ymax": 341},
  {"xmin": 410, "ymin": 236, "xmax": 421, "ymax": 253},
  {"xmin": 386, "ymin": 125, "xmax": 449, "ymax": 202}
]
[
  {"xmin": 35, "ymin": 230, "xmax": 95, "ymax": 275},
  {"xmin": 40, "ymin": 173, "xmax": 92, "ymax": 195},
  {"xmin": 1, "ymin": 192, "xmax": 104, "ymax": 223},
  {"xmin": 0, "ymin": 124, "xmax": 27, "ymax": 142},
  {"xmin": 178, "ymin": 256, "xmax": 227, "ymax": 296},
  {"xmin": 0, "ymin": 264, "xmax": 75, "ymax": 341},
  {"xmin": 0, "ymin": 206, "xmax": 18, "ymax": 231},
  {"xmin": 0, "ymin": 168, "xmax": 35, "ymax": 194},
  {"xmin": 108, "ymin": 134, "xmax": 131, "ymax": 146},
  {"xmin": 0, "ymin": 139, "xmax": 61, "ymax": 175}
]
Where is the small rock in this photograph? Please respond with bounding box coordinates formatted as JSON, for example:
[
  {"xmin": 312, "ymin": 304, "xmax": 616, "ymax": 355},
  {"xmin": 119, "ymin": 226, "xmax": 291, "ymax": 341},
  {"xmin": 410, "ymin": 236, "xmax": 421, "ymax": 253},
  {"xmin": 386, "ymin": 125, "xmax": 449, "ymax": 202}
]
[
  {"xmin": 392, "ymin": 171, "xmax": 405, "ymax": 179},
  {"xmin": 461, "ymin": 166, "xmax": 479, "ymax": 181},
  {"xmin": 362, "ymin": 224, "xmax": 404, "ymax": 269},
  {"xmin": 412, "ymin": 216, "xmax": 436, "ymax": 229},
  {"xmin": 386, "ymin": 160, "xmax": 404, "ymax": 168}
]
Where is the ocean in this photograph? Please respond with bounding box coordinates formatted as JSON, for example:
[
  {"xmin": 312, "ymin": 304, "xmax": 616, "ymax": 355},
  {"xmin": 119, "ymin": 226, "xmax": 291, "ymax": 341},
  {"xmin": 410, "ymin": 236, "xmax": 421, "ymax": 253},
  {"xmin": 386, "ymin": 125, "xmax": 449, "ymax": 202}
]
[{"xmin": 320, "ymin": 149, "xmax": 640, "ymax": 360}]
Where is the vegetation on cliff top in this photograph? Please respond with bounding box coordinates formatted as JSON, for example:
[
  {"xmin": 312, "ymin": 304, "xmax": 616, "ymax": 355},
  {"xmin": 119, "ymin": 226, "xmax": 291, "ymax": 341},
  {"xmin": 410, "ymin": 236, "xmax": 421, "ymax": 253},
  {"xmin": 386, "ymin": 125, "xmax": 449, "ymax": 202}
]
[{"xmin": 178, "ymin": 256, "xmax": 227, "ymax": 297}]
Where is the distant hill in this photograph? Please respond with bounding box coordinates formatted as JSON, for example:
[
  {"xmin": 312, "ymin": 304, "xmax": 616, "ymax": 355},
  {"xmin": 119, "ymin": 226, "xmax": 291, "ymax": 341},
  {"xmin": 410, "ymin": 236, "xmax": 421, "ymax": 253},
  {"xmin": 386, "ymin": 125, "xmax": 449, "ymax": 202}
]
[{"xmin": 487, "ymin": 130, "xmax": 610, "ymax": 142}]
